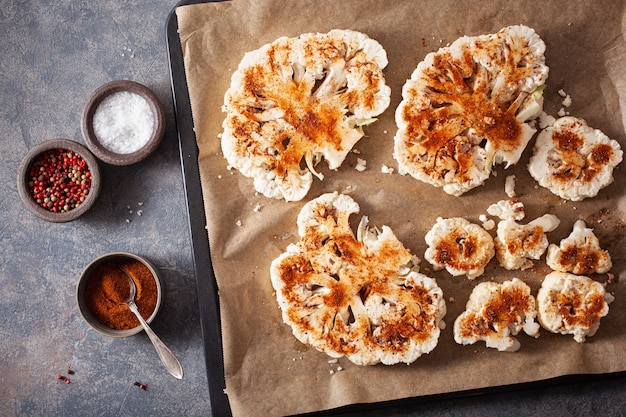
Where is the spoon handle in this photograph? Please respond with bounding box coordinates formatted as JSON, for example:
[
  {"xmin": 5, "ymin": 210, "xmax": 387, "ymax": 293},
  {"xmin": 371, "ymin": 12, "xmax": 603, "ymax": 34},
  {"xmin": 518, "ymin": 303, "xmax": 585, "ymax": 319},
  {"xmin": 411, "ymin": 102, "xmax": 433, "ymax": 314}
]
[{"xmin": 128, "ymin": 301, "xmax": 184, "ymax": 379}]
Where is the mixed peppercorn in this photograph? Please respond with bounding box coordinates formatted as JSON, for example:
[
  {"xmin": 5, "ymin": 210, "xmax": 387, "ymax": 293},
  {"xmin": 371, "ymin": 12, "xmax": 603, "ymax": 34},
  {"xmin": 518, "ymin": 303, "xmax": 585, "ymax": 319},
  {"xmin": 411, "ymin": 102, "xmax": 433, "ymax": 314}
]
[{"xmin": 27, "ymin": 148, "xmax": 92, "ymax": 213}]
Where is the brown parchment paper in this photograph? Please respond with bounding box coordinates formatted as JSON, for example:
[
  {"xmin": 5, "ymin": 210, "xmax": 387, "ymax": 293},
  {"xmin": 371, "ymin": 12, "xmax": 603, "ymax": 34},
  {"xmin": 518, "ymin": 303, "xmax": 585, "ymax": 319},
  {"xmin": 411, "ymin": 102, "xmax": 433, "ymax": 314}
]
[{"xmin": 176, "ymin": 1, "xmax": 626, "ymax": 416}]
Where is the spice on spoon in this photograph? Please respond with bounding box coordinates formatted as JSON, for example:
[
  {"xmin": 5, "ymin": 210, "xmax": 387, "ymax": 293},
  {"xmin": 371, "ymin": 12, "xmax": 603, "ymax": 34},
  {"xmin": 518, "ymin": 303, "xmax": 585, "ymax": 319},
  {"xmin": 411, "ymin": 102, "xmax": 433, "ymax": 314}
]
[{"xmin": 84, "ymin": 258, "xmax": 158, "ymax": 330}]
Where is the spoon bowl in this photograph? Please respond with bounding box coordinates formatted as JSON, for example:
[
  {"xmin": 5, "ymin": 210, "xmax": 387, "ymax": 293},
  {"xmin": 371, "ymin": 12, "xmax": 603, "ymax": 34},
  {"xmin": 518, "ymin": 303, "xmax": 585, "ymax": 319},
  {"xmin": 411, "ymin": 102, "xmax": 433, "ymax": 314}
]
[{"xmin": 117, "ymin": 265, "xmax": 184, "ymax": 380}]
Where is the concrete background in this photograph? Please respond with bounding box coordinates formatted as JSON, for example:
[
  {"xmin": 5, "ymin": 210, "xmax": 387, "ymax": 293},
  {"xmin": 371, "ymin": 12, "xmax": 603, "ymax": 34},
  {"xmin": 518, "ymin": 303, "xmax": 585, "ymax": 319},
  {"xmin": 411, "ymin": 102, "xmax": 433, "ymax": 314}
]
[{"xmin": 1, "ymin": 1, "xmax": 625, "ymax": 416}]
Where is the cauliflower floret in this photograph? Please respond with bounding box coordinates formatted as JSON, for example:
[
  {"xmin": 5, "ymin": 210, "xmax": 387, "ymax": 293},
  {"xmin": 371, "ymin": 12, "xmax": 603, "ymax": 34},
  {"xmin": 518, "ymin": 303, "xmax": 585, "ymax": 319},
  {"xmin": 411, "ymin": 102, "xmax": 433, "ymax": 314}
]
[
  {"xmin": 546, "ymin": 219, "xmax": 612, "ymax": 274},
  {"xmin": 222, "ymin": 30, "xmax": 391, "ymax": 201},
  {"xmin": 394, "ymin": 25, "xmax": 548, "ymax": 196},
  {"xmin": 528, "ymin": 116, "xmax": 623, "ymax": 201},
  {"xmin": 454, "ymin": 278, "xmax": 540, "ymax": 352},
  {"xmin": 424, "ymin": 217, "xmax": 495, "ymax": 279},
  {"xmin": 271, "ymin": 192, "xmax": 446, "ymax": 366},
  {"xmin": 487, "ymin": 199, "xmax": 525, "ymax": 221},
  {"xmin": 537, "ymin": 271, "xmax": 614, "ymax": 343},
  {"xmin": 495, "ymin": 214, "xmax": 560, "ymax": 270}
]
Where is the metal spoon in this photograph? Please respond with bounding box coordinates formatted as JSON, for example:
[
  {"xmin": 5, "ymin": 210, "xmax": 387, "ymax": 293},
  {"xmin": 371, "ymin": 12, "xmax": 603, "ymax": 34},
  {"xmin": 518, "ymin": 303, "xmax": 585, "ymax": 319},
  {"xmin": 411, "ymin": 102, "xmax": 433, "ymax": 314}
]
[{"xmin": 117, "ymin": 265, "xmax": 183, "ymax": 379}]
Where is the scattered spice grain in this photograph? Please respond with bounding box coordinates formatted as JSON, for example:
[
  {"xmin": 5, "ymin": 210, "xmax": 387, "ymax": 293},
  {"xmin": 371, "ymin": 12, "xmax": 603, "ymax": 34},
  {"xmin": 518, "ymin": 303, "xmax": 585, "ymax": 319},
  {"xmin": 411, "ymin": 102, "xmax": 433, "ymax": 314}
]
[{"xmin": 84, "ymin": 258, "xmax": 158, "ymax": 330}]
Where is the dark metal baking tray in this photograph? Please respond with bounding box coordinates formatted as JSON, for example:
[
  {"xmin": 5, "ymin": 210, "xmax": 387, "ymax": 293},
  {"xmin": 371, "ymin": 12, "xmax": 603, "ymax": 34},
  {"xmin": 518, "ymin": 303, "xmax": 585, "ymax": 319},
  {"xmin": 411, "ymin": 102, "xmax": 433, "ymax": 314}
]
[{"xmin": 165, "ymin": 2, "xmax": 626, "ymax": 416}]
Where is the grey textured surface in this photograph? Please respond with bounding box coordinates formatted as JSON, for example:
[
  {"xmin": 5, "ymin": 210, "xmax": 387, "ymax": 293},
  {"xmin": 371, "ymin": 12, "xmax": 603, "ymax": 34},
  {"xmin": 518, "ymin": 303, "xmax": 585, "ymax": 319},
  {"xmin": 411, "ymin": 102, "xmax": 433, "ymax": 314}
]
[{"xmin": 1, "ymin": 1, "xmax": 625, "ymax": 416}]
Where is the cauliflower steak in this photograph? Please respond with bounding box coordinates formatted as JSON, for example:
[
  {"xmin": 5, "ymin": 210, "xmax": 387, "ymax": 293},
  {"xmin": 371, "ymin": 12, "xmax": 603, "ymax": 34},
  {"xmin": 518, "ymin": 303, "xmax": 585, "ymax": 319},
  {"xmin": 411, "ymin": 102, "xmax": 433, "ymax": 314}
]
[
  {"xmin": 537, "ymin": 272, "xmax": 614, "ymax": 343},
  {"xmin": 424, "ymin": 217, "xmax": 495, "ymax": 279},
  {"xmin": 528, "ymin": 116, "xmax": 623, "ymax": 201},
  {"xmin": 394, "ymin": 25, "xmax": 548, "ymax": 196},
  {"xmin": 546, "ymin": 219, "xmax": 612, "ymax": 275},
  {"xmin": 270, "ymin": 193, "xmax": 446, "ymax": 365},
  {"xmin": 453, "ymin": 278, "xmax": 540, "ymax": 352},
  {"xmin": 222, "ymin": 30, "xmax": 391, "ymax": 201}
]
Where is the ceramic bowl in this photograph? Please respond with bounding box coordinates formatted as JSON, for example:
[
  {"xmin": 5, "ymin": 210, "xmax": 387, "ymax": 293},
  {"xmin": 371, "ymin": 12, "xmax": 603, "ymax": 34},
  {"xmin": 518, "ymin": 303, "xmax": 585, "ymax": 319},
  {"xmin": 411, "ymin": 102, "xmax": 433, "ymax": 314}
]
[
  {"xmin": 81, "ymin": 80, "xmax": 165, "ymax": 166},
  {"xmin": 77, "ymin": 252, "xmax": 163, "ymax": 338},
  {"xmin": 17, "ymin": 138, "xmax": 101, "ymax": 223}
]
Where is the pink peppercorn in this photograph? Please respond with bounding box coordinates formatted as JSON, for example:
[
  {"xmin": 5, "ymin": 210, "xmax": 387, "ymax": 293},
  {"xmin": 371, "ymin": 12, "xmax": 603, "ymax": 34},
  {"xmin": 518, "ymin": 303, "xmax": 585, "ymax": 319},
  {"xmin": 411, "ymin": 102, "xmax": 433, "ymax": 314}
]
[{"xmin": 27, "ymin": 148, "xmax": 92, "ymax": 213}]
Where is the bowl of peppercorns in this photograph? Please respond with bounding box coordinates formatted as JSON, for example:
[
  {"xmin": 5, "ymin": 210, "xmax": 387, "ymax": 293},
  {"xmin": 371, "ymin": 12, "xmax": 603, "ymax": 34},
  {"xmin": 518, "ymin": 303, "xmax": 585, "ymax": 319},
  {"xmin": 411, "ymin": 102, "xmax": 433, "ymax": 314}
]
[{"xmin": 17, "ymin": 138, "xmax": 101, "ymax": 222}]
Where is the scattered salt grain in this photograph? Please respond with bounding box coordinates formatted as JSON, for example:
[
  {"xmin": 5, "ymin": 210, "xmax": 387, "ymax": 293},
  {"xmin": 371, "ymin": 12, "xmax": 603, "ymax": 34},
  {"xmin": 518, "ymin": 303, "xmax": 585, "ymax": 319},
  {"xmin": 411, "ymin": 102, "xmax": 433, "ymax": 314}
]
[
  {"xmin": 93, "ymin": 91, "xmax": 155, "ymax": 154},
  {"xmin": 355, "ymin": 158, "xmax": 367, "ymax": 172},
  {"xmin": 236, "ymin": 220, "xmax": 242, "ymax": 227},
  {"xmin": 557, "ymin": 107, "xmax": 567, "ymax": 117}
]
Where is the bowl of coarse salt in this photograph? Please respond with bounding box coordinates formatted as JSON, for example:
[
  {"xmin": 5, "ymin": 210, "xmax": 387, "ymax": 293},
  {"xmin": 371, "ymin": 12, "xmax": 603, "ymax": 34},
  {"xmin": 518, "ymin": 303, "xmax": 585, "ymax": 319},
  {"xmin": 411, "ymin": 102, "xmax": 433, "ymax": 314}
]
[{"xmin": 81, "ymin": 80, "xmax": 165, "ymax": 166}]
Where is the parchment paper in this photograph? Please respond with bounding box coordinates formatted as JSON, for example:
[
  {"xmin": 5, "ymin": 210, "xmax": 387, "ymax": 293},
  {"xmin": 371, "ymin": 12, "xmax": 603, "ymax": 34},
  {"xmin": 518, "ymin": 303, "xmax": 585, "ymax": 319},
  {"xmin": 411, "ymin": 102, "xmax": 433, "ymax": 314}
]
[{"xmin": 175, "ymin": 1, "xmax": 626, "ymax": 416}]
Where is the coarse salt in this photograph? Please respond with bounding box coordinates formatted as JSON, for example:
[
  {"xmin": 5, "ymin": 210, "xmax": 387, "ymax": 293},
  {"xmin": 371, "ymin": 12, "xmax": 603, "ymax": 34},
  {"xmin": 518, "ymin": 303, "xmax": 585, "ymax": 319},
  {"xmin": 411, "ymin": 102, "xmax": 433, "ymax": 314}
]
[{"xmin": 93, "ymin": 91, "xmax": 154, "ymax": 154}]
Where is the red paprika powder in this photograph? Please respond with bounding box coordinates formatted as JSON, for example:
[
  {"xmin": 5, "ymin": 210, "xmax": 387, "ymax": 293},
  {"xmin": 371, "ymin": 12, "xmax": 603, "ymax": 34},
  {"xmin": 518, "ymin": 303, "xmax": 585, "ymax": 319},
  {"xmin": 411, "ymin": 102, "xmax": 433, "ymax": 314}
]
[{"xmin": 84, "ymin": 258, "xmax": 158, "ymax": 330}]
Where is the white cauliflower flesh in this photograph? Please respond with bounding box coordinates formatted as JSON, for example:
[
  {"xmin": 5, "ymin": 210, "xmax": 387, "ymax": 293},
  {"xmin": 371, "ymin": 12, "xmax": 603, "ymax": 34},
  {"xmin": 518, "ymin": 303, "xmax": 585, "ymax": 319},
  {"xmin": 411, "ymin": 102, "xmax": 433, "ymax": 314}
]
[
  {"xmin": 394, "ymin": 25, "xmax": 548, "ymax": 196},
  {"xmin": 546, "ymin": 219, "xmax": 612, "ymax": 275},
  {"xmin": 424, "ymin": 217, "xmax": 495, "ymax": 280},
  {"xmin": 495, "ymin": 214, "xmax": 560, "ymax": 270},
  {"xmin": 528, "ymin": 116, "xmax": 623, "ymax": 201},
  {"xmin": 454, "ymin": 278, "xmax": 540, "ymax": 352},
  {"xmin": 270, "ymin": 192, "xmax": 446, "ymax": 365},
  {"xmin": 221, "ymin": 30, "xmax": 391, "ymax": 202},
  {"xmin": 537, "ymin": 271, "xmax": 614, "ymax": 343},
  {"xmin": 487, "ymin": 199, "xmax": 525, "ymax": 221}
]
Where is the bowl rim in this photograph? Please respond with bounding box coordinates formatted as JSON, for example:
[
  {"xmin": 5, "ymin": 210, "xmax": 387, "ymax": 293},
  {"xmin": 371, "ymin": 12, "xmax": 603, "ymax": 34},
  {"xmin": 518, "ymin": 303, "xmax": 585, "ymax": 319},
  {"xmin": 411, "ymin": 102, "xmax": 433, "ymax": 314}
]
[
  {"xmin": 81, "ymin": 79, "xmax": 165, "ymax": 166},
  {"xmin": 16, "ymin": 138, "xmax": 101, "ymax": 223},
  {"xmin": 76, "ymin": 252, "xmax": 163, "ymax": 338}
]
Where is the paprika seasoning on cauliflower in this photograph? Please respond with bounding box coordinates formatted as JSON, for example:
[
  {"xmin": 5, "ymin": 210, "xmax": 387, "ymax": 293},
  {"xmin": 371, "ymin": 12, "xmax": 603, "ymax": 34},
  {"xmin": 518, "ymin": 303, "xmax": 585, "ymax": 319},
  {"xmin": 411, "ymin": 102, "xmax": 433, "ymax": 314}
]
[
  {"xmin": 528, "ymin": 116, "xmax": 623, "ymax": 201},
  {"xmin": 546, "ymin": 219, "xmax": 612, "ymax": 275},
  {"xmin": 537, "ymin": 271, "xmax": 614, "ymax": 343},
  {"xmin": 453, "ymin": 278, "xmax": 540, "ymax": 352},
  {"xmin": 221, "ymin": 30, "xmax": 391, "ymax": 202},
  {"xmin": 270, "ymin": 192, "xmax": 446, "ymax": 366},
  {"xmin": 424, "ymin": 217, "xmax": 495, "ymax": 280},
  {"xmin": 394, "ymin": 25, "xmax": 548, "ymax": 196}
]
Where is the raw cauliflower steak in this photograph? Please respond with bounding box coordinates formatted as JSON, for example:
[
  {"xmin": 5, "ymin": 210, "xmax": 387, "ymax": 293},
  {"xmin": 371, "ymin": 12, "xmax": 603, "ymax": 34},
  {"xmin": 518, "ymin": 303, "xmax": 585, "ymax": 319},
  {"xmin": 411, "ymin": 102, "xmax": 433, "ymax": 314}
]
[
  {"xmin": 546, "ymin": 219, "xmax": 612, "ymax": 275},
  {"xmin": 394, "ymin": 25, "xmax": 548, "ymax": 196},
  {"xmin": 453, "ymin": 278, "xmax": 540, "ymax": 352},
  {"xmin": 528, "ymin": 116, "xmax": 623, "ymax": 201},
  {"xmin": 270, "ymin": 192, "xmax": 446, "ymax": 365},
  {"xmin": 424, "ymin": 217, "xmax": 495, "ymax": 280},
  {"xmin": 537, "ymin": 271, "xmax": 614, "ymax": 343},
  {"xmin": 221, "ymin": 29, "xmax": 391, "ymax": 202}
]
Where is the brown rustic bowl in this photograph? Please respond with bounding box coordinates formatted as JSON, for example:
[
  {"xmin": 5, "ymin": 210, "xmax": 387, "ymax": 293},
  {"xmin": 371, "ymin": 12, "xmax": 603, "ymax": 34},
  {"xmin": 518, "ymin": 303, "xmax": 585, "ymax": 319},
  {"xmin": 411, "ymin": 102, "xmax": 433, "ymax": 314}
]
[
  {"xmin": 77, "ymin": 252, "xmax": 163, "ymax": 338},
  {"xmin": 81, "ymin": 80, "xmax": 165, "ymax": 166},
  {"xmin": 17, "ymin": 138, "xmax": 101, "ymax": 223}
]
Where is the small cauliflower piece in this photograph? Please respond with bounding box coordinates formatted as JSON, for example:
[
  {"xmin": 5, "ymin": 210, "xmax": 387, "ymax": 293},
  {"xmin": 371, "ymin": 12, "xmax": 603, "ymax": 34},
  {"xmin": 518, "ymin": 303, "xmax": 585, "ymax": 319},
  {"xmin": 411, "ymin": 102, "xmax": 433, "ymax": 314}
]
[
  {"xmin": 528, "ymin": 116, "xmax": 623, "ymax": 201},
  {"xmin": 394, "ymin": 25, "xmax": 548, "ymax": 196},
  {"xmin": 537, "ymin": 271, "xmax": 614, "ymax": 343},
  {"xmin": 546, "ymin": 219, "xmax": 612, "ymax": 274},
  {"xmin": 454, "ymin": 278, "xmax": 540, "ymax": 352},
  {"xmin": 495, "ymin": 214, "xmax": 560, "ymax": 270},
  {"xmin": 487, "ymin": 199, "xmax": 525, "ymax": 221},
  {"xmin": 424, "ymin": 217, "xmax": 495, "ymax": 279},
  {"xmin": 222, "ymin": 30, "xmax": 391, "ymax": 201},
  {"xmin": 271, "ymin": 192, "xmax": 446, "ymax": 366}
]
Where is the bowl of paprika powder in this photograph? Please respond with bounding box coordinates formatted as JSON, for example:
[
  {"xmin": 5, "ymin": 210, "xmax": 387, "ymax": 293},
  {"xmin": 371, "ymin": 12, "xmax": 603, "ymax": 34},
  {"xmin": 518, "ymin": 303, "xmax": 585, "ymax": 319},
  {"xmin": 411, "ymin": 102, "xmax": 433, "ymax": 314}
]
[{"xmin": 77, "ymin": 252, "xmax": 162, "ymax": 337}]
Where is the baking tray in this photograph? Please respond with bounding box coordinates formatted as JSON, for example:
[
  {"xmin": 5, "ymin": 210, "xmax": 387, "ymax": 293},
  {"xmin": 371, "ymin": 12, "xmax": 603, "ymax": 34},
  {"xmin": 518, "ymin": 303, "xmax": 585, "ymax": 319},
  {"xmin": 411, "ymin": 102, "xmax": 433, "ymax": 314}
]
[{"xmin": 165, "ymin": 2, "xmax": 626, "ymax": 415}]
